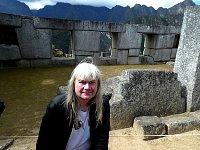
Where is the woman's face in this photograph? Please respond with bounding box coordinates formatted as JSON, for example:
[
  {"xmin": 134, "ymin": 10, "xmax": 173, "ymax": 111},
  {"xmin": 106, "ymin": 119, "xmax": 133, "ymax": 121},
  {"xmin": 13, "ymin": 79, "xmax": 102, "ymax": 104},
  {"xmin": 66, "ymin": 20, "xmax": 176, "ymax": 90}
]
[{"xmin": 74, "ymin": 77, "xmax": 98, "ymax": 105}]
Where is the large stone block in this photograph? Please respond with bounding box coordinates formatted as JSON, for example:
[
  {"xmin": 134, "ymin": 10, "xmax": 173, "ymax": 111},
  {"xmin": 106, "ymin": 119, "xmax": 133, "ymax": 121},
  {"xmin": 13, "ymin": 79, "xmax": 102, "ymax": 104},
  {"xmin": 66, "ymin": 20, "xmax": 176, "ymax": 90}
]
[
  {"xmin": 117, "ymin": 50, "xmax": 128, "ymax": 65},
  {"xmin": 118, "ymin": 24, "xmax": 142, "ymax": 49},
  {"xmin": 33, "ymin": 17, "xmax": 74, "ymax": 30},
  {"xmin": 129, "ymin": 49, "xmax": 140, "ymax": 56},
  {"xmin": 154, "ymin": 49, "xmax": 172, "ymax": 61},
  {"xmin": 133, "ymin": 116, "xmax": 166, "ymax": 140},
  {"xmin": 74, "ymin": 50, "xmax": 94, "ymax": 56},
  {"xmin": 73, "ymin": 31, "xmax": 100, "ymax": 51},
  {"xmin": 98, "ymin": 57, "xmax": 117, "ymax": 65},
  {"xmin": 171, "ymin": 48, "xmax": 177, "ymax": 59},
  {"xmin": 0, "ymin": 13, "xmax": 21, "ymax": 27},
  {"xmin": 128, "ymin": 56, "xmax": 140, "ymax": 64},
  {"xmin": 162, "ymin": 113, "xmax": 200, "ymax": 135},
  {"xmin": 139, "ymin": 55, "xmax": 155, "ymax": 64},
  {"xmin": 174, "ymin": 6, "xmax": 200, "ymax": 111},
  {"xmin": 121, "ymin": 70, "xmax": 185, "ymax": 115},
  {"xmin": 138, "ymin": 25, "xmax": 181, "ymax": 34},
  {"xmin": 144, "ymin": 48, "xmax": 171, "ymax": 62},
  {"xmin": 111, "ymin": 48, "xmax": 118, "ymax": 58},
  {"xmin": 74, "ymin": 20, "xmax": 125, "ymax": 32},
  {"xmin": 16, "ymin": 18, "xmax": 52, "ymax": 59},
  {"xmin": 108, "ymin": 70, "xmax": 185, "ymax": 129},
  {"xmin": 0, "ymin": 44, "xmax": 21, "ymax": 60},
  {"xmin": 145, "ymin": 34, "xmax": 175, "ymax": 49}
]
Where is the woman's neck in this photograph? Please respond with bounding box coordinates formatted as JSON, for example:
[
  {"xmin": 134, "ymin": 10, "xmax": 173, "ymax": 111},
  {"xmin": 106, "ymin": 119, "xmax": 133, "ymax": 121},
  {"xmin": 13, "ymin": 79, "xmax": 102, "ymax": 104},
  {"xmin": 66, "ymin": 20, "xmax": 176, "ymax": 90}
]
[
  {"xmin": 78, "ymin": 98, "xmax": 89, "ymax": 112},
  {"xmin": 79, "ymin": 106, "xmax": 88, "ymax": 112},
  {"xmin": 78, "ymin": 101, "xmax": 88, "ymax": 111}
]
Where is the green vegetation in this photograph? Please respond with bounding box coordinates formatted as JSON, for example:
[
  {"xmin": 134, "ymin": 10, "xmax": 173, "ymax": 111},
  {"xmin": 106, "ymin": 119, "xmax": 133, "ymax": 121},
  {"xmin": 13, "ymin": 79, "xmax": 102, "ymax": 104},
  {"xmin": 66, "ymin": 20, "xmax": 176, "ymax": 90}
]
[
  {"xmin": 0, "ymin": 64, "xmax": 173, "ymax": 136},
  {"xmin": 52, "ymin": 30, "xmax": 71, "ymax": 54},
  {"xmin": 100, "ymin": 32, "xmax": 112, "ymax": 52}
]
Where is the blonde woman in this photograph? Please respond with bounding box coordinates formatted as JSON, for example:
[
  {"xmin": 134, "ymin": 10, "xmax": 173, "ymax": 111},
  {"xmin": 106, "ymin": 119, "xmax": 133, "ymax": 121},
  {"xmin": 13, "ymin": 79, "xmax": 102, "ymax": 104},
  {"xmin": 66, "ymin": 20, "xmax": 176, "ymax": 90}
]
[{"xmin": 36, "ymin": 59, "xmax": 110, "ymax": 150}]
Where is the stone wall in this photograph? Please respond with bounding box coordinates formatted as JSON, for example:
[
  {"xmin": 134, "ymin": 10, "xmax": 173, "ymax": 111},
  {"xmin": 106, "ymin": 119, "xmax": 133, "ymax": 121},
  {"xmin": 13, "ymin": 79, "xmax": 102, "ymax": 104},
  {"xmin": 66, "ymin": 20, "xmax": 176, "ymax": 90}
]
[
  {"xmin": 0, "ymin": 12, "xmax": 181, "ymax": 68},
  {"xmin": 144, "ymin": 34, "xmax": 177, "ymax": 62},
  {"xmin": 16, "ymin": 18, "xmax": 52, "ymax": 59}
]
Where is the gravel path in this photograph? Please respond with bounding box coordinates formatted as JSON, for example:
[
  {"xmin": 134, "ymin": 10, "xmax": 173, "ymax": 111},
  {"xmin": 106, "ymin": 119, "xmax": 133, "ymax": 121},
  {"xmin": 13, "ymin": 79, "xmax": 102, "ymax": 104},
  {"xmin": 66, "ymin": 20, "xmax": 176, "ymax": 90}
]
[{"xmin": 1, "ymin": 128, "xmax": 200, "ymax": 150}]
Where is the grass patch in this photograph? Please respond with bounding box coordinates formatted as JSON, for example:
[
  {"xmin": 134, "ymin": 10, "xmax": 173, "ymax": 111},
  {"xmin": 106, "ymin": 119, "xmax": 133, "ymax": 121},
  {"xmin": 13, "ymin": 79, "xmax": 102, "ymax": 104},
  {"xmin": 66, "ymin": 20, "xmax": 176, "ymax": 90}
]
[{"xmin": 99, "ymin": 64, "xmax": 173, "ymax": 79}]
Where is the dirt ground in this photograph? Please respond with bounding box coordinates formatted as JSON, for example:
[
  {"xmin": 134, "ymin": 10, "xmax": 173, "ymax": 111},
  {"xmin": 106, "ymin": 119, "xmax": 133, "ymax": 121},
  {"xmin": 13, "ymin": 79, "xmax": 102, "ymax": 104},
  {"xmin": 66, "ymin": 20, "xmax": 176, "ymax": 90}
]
[
  {"xmin": 109, "ymin": 128, "xmax": 200, "ymax": 150},
  {"xmin": 5, "ymin": 127, "xmax": 200, "ymax": 150}
]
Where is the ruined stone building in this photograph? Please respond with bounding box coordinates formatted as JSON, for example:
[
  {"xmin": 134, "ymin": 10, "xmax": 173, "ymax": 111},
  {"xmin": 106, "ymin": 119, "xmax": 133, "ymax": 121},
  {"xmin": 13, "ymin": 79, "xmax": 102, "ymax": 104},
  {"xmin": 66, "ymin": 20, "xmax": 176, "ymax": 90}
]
[{"xmin": 0, "ymin": 12, "xmax": 181, "ymax": 68}]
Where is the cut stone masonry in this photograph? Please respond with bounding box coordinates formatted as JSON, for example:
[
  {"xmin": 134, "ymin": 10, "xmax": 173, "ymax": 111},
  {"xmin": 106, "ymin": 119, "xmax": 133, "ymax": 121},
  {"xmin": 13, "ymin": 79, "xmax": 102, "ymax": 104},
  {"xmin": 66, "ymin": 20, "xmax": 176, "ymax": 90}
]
[
  {"xmin": 0, "ymin": 12, "xmax": 181, "ymax": 68},
  {"xmin": 133, "ymin": 110, "xmax": 200, "ymax": 140}
]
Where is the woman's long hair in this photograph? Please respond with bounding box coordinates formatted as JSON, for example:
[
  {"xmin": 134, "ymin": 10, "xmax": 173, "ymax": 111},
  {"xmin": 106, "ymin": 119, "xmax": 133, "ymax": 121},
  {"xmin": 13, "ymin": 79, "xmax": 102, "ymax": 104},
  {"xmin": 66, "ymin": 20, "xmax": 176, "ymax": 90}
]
[{"xmin": 66, "ymin": 60, "xmax": 103, "ymax": 125}]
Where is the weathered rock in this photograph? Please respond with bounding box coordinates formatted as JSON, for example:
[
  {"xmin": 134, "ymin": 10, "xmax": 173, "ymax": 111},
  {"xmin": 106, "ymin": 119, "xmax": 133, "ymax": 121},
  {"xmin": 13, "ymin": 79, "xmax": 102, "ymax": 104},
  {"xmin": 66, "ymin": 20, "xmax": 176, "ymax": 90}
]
[
  {"xmin": 133, "ymin": 116, "xmax": 166, "ymax": 140},
  {"xmin": 108, "ymin": 69, "xmax": 185, "ymax": 130},
  {"xmin": 174, "ymin": 6, "xmax": 200, "ymax": 111},
  {"xmin": 145, "ymin": 34, "xmax": 175, "ymax": 49},
  {"xmin": 117, "ymin": 49, "xmax": 128, "ymax": 65},
  {"xmin": 0, "ymin": 44, "xmax": 21, "ymax": 60},
  {"xmin": 144, "ymin": 48, "xmax": 172, "ymax": 61},
  {"xmin": 118, "ymin": 24, "xmax": 142, "ymax": 49},
  {"xmin": 16, "ymin": 18, "xmax": 52, "ymax": 59},
  {"xmin": 139, "ymin": 55, "xmax": 154, "ymax": 64},
  {"xmin": 128, "ymin": 56, "xmax": 140, "ymax": 64},
  {"xmin": 73, "ymin": 31, "xmax": 100, "ymax": 52},
  {"xmin": 132, "ymin": 110, "xmax": 200, "ymax": 140},
  {"xmin": 128, "ymin": 49, "xmax": 140, "ymax": 57},
  {"xmin": 170, "ymin": 48, "xmax": 177, "ymax": 59},
  {"xmin": 162, "ymin": 112, "xmax": 200, "ymax": 135}
]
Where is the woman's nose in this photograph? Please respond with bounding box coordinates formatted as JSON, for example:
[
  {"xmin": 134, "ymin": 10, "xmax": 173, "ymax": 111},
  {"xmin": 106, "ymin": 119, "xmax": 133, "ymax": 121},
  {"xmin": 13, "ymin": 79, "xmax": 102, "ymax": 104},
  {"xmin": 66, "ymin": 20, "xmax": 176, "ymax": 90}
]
[{"xmin": 84, "ymin": 83, "xmax": 90, "ymax": 89}]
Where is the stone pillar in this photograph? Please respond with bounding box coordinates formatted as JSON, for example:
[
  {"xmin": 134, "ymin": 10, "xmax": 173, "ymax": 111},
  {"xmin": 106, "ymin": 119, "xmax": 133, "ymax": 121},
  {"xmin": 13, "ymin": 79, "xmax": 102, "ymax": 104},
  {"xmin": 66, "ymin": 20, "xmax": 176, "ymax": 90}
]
[
  {"xmin": 174, "ymin": 6, "xmax": 200, "ymax": 111},
  {"xmin": 118, "ymin": 24, "xmax": 142, "ymax": 49},
  {"xmin": 72, "ymin": 30, "xmax": 100, "ymax": 51},
  {"xmin": 117, "ymin": 49, "xmax": 128, "ymax": 65},
  {"xmin": 16, "ymin": 18, "xmax": 52, "ymax": 59},
  {"xmin": 72, "ymin": 30, "xmax": 100, "ymax": 63},
  {"xmin": 117, "ymin": 24, "xmax": 142, "ymax": 64}
]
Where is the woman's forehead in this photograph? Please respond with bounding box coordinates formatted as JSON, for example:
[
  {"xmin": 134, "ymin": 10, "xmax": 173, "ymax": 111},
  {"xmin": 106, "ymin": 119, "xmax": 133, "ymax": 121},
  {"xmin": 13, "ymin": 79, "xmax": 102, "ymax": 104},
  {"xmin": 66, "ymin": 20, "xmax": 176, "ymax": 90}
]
[{"xmin": 75, "ymin": 76, "xmax": 97, "ymax": 81}]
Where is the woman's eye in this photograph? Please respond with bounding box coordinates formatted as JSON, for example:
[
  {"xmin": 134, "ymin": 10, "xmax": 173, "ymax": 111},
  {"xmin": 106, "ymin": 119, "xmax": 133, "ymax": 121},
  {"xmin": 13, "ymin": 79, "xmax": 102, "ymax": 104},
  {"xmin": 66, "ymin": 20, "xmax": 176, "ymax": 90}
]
[
  {"xmin": 89, "ymin": 81, "xmax": 95, "ymax": 84},
  {"xmin": 79, "ymin": 81, "xmax": 85, "ymax": 84},
  {"xmin": 77, "ymin": 80, "xmax": 96, "ymax": 85}
]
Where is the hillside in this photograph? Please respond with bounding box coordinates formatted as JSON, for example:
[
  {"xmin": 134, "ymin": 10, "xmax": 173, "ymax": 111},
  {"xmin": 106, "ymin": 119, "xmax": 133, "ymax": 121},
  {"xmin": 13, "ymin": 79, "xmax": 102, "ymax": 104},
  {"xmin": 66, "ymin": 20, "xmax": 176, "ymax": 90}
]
[{"xmin": 0, "ymin": 0, "xmax": 196, "ymax": 26}]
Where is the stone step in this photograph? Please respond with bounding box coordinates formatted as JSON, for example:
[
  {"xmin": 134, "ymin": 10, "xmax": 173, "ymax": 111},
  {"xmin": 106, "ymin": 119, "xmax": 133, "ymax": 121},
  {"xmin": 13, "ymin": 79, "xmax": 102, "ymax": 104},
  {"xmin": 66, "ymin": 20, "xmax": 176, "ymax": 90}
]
[{"xmin": 133, "ymin": 110, "xmax": 200, "ymax": 140}]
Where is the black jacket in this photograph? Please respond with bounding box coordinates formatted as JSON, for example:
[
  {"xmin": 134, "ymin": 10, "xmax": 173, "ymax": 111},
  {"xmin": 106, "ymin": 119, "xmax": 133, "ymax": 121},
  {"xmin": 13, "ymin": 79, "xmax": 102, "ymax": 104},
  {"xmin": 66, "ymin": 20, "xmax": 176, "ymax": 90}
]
[{"xmin": 36, "ymin": 93, "xmax": 110, "ymax": 150}]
